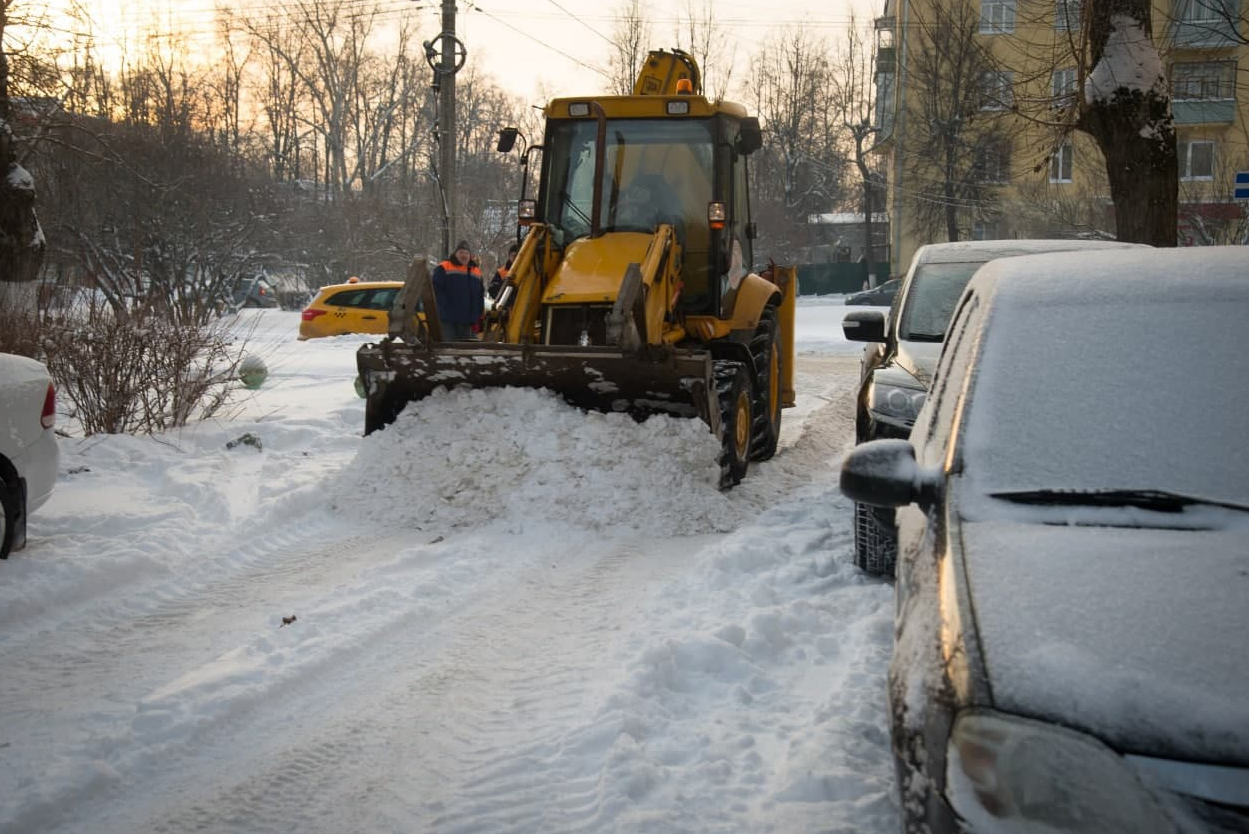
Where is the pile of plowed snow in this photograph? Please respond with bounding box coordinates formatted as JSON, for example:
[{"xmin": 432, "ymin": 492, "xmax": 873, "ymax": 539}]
[{"xmin": 328, "ymin": 386, "xmax": 738, "ymax": 536}]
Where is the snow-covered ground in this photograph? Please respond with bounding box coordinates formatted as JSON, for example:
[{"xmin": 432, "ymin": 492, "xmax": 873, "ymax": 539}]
[{"xmin": 0, "ymin": 297, "xmax": 899, "ymax": 834}]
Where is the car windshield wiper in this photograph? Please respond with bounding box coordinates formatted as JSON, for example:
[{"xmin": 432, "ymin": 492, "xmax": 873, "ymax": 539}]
[
  {"xmin": 991, "ymin": 489, "xmax": 1249, "ymax": 514},
  {"xmin": 901, "ymin": 331, "xmax": 945, "ymax": 342}
]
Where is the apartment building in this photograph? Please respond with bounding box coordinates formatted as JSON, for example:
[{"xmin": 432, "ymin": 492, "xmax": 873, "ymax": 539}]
[{"xmin": 873, "ymin": 0, "xmax": 1249, "ymax": 273}]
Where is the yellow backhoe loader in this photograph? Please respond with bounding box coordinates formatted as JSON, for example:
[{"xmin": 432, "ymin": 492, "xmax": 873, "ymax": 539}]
[{"xmin": 357, "ymin": 49, "xmax": 797, "ymax": 488}]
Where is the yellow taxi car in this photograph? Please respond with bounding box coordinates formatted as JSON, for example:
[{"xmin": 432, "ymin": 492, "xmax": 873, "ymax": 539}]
[{"xmin": 298, "ymin": 279, "xmax": 417, "ymax": 340}]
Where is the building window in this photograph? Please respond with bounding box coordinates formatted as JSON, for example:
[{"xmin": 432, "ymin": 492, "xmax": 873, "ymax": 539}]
[
  {"xmin": 980, "ymin": 71, "xmax": 1015, "ymax": 110},
  {"xmin": 972, "ymin": 220, "xmax": 1001, "ymax": 240},
  {"xmin": 1049, "ymin": 143, "xmax": 1073, "ymax": 183},
  {"xmin": 980, "ymin": 0, "xmax": 1016, "ymax": 33},
  {"xmin": 1051, "ymin": 68, "xmax": 1078, "ymax": 107},
  {"xmin": 1176, "ymin": 0, "xmax": 1225, "ymax": 23},
  {"xmin": 974, "ymin": 142, "xmax": 1012, "ymax": 183},
  {"xmin": 1055, "ymin": 0, "xmax": 1082, "ymax": 30},
  {"xmin": 1171, "ymin": 61, "xmax": 1236, "ymax": 100},
  {"xmin": 1179, "ymin": 140, "xmax": 1215, "ymax": 179}
]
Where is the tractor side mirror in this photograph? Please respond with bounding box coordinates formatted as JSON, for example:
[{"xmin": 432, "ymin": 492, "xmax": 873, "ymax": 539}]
[
  {"xmin": 737, "ymin": 118, "xmax": 763, "ymax": 155},
  {"xmin": 497, "ymin": 127, "xmax": 520, "ymax": 153}
]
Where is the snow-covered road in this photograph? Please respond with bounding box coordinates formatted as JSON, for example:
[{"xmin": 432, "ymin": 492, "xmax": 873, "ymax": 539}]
[{"xmin": 1, "ymin": 304, "xmax": 899, "ymax": 833}]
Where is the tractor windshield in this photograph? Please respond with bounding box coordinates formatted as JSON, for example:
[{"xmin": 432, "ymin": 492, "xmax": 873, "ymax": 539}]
[{"xmin": 541, "ymin": 118, "xmax": 715, "ymax": 246}]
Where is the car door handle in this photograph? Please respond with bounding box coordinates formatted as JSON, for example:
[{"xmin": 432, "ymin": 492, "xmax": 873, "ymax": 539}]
[{"xmin": 361, "ymin": 315, "xmax": 378, "ymax": 320}]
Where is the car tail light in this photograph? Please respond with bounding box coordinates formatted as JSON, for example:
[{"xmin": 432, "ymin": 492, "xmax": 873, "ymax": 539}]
[
  {"xmin": 41, "ymin": 382, "xmax": 56, "ymax": 430},
  {"xmin": 302, "ymin": 309, "xmax": 327, "ymax": 321}
]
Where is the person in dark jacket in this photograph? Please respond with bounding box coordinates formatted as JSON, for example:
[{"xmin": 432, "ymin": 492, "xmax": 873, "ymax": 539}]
[
  {"xmin": 431, "ymin": 240, "xmax": 484, "ymax": 340},
  {"xmin": 487, "ymin": 244, "xmax": 518, "ymax": 301}
]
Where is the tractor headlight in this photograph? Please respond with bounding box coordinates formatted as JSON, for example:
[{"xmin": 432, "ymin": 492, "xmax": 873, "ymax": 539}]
[
  {"xmin": 947, "ymin": 711, "xmax": 1182, "ymax": 834},
  {"xmin": 867, "ymin": 376, "xmax": 926, "ymax": 428}
]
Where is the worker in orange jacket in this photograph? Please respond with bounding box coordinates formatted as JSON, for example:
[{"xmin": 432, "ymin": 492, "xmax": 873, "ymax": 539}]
[
  {"xmin": 431, "ymin": 240, "xmax": 484, "ymax": 340},
  {"xmin": 487, "ymin": 243, "xmax": 518, "ymax": 301}
]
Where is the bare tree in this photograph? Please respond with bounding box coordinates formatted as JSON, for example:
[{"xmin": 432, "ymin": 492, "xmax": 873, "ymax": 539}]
[
  {"xmin": 249, "ymin": 19, "xmax": 306, "ymax": 181},
  {"xmin": 671, "ymin": 0, "xmax": 736, "ymax": 100},
  {"xmin": 608, "ymin": 0, "xmax": 651, "ymax": 95},
  {"xmin": 745, "ymin": 28, "xmax": 850, "ymax": 259},
  {"xmin": 208, "ymin": 13, "xmax": 251, "ymax": 158},
  {"xmin": 1, "ymin": 0, "xmax": 46, "ymax": 292},
  {"xmin": 834, "ymin": 14, "xmax": 885, "ymax": 282},
  {"xmin": 902, "ymin": 0, "xmax": 1013, "ymax": 242}
]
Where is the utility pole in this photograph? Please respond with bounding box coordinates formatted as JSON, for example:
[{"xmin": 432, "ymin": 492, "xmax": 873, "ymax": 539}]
[{"xmin": 440, "ymin": 0, "xmax": 457, "ymax": 254}]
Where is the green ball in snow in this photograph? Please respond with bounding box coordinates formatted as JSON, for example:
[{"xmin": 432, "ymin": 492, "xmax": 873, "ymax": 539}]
[{"xmin": 239, "ymin": 355, "xmax": 269, "ymax": 389}]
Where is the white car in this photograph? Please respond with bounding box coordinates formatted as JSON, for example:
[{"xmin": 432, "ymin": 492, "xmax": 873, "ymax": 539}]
[{"xmin": 0, "ymin": 353, "xmax": 60, "ymax": 558}]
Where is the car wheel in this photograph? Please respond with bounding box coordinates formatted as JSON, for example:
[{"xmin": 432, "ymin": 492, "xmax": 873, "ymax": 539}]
[
  {"xmin": 853, "ymin": 501, "xmax": 896, "ymax": 577},
  {"xmin": 0, "ymin": 479, "xmax": 17, "ymax": 559}
]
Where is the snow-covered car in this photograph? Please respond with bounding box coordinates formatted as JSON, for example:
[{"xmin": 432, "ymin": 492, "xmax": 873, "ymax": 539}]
[
  {"xmin": 841, "ymin": 238, "xmax": 1149, "ymax": 576},
  {"xmin": 0, "ymin": 353, "xmax": 60, "ymax": 559},
  {"xmin": 840, "ymin": 246, "xmax": 1249, "ymax": 834}
]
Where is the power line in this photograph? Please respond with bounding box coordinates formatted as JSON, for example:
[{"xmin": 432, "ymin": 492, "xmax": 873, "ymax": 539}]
[
  {"xmin": 544, "ymin": 0, "xmax": 616, "ymax": 48},
  {"xmin": 464, "ymin": 2, "xmax": 611, "ymax": 80}
]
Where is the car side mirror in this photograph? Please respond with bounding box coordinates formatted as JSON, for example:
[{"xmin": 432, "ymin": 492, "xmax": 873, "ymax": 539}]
[
  {"xmin": 737, "ymin": 117, "xmax": 762, "ymax": 155},
  {"xmin": 840, "ymin": 439, "xmax": 939, "ymax": 509},
  {"xmin": 497, "ymin": 127, "xmax": 519, "ymax": 153},
  {"xmin": 842, "ymin": 309, "xmax": 886, "ymax": 342}
]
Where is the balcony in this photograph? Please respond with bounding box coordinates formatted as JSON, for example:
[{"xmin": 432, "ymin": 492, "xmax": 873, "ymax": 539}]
[{"xmin": 1172, "ymin": 98, "xmax": 1237, "ymax": 123}]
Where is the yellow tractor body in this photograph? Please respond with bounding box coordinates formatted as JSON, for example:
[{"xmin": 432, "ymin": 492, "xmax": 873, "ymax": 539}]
[{"xmin": 358, "ymin": 49, "xmax": 797, "ymax": 487}]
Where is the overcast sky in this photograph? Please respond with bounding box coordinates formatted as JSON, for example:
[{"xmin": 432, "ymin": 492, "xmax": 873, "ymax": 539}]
[{"xmin": 57, "ymin": 0, "xmax": 877, "ymax": 100}]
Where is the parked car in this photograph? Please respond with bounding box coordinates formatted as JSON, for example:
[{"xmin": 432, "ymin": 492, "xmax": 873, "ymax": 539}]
[
  {"xmin": 0, "ymin": 353, "xmax": 60, "ymax": 559},
  {"xmin": 841, "ymin": 238, "xmax": 1148, "ymax": 575},
  {"xmin": 233, "ymin": 275, "xmax": 280, "ymax": 309},
  {"xmin": 841, "ymin": 246, "xmax": 1249, "ymax": 834},
  {"xmin": 299, "ymin": 279, "xmax": 411, "ymax": 340},
  {"xmin": 844, "ymin": 277, "xmax": 901, "ymax": 306}
]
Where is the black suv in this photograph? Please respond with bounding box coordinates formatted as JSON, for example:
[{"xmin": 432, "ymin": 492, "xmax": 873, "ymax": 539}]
[{"xmin": 841, "ymin": 239, "xmax": 1147, "ymax": 576}]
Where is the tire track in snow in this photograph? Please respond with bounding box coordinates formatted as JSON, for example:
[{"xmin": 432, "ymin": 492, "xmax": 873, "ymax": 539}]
[
  {"xmin": 73, "ymin": 536, "xmax": 702, "ymax": 834},
  {"xmin": 9, "ymin": 353, "xmax": 871, "ymax": 834},
  {"xmin": 0, "ymin": 517, "xmax": 432, "ymax": 834},
  {"xmin": 154, "ymin": 357, "xmax": 871, "ymax": 834}
]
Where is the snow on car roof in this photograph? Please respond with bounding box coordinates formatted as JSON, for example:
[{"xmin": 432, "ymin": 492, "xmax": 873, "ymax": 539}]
[
  {"xmin": 968, "ymin": 244, "xmax": 1249, "ymax": 299},
  {"xmin": 912, "ymin": 238, "xmax": 1147, "ymax": 265}
]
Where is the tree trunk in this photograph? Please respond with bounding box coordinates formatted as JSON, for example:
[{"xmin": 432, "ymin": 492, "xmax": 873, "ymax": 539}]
[
  {"xmin": 1082, "ymin": 94, "xmax": 1177, "ymax": 246},
  {"xmin": 1078, "ymin": 0, "xmax": 1178, "ymax": 246},
  {"xmin": 0, "ymin": 37, "xmax": 46, "ymax": 286}
]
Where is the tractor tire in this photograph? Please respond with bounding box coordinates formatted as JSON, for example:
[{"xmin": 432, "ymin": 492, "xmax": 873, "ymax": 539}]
[
  {"xmin": 715, "ymin": 360, "xmax": 753, "ymax": 489},
  {"xmin": 749, "ymin": 305, "xmax": 782, "ymax": 461},
  {"xmin": 853, "ymin": 501, "xmax": 897, "ymax": 578}
]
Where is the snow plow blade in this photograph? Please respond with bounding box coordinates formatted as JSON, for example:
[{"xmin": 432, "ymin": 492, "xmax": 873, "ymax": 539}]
[{"xmin": 357, "ymin": 341, "xmax": 718, "ymax": 436}]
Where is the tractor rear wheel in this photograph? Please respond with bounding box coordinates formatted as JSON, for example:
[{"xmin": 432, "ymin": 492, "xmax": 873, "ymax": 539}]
[
  {"xmin": 749, "ymin": 306, "xmax": 782, "ymax": 461},
  {"xmin": 715, "ymin": 360, "xmax": 753, "ymax": 489}
]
